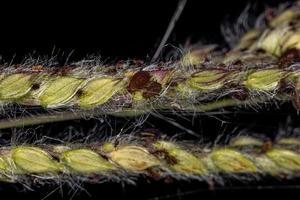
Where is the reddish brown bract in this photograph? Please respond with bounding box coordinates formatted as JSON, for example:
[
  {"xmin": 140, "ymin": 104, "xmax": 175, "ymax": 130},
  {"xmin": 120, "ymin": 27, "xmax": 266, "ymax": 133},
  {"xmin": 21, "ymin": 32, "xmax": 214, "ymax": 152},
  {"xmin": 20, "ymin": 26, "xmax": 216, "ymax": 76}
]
[
  {"xmin": 127, "ymin": 71, "xmax": 151, "ymax": 92},
  {"xmin": 143, "ymin": 81, "xmax": 162, "ymax": 99}
]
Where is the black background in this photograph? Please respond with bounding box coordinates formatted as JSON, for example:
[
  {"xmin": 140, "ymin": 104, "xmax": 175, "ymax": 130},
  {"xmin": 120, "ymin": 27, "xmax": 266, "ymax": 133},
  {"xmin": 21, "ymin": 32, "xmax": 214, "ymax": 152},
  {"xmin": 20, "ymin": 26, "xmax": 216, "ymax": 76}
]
[
  {"xmin": 0, "ymin": 0, "xmax": 300, "ymax": 199},
  {"xmin": 0, "ymin": 0, "xmax": 289, "ymax": 63}
]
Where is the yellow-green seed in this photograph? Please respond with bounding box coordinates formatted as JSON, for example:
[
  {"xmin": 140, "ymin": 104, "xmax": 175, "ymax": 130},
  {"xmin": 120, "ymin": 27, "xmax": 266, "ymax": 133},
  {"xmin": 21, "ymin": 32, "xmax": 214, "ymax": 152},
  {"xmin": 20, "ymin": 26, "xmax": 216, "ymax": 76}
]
[
  {"xmin": 52, "ymin": 145, "xmax": 71, "ymax": 154},
  {"xmin": 0, "ymin": 175, "xmax": 14, "ymax": 183},
  {"xmin": 201, "ymin": 155, "xmax": 217, "ymax": 172},
  {"xmin": 78, "ymin": 77, "xmax": 125, "ymax": 109},
  {"xmin": 0, "ymin": 156, "xmax": 13, "ymax": 182},
  {"xmin": 266, "ymin": 149, "xmax": 300, "ymax": 171},
  {"xmin": 181, "ymin": 46, "xmax": 215, "ymax": 66},
  {"xmin": 0, "ymin": 74, "xmax": 33, "ymax": 100},
  {"xmin": 277, "ymin": 138, "xmax": 300, "ymax": 146},
  {"xmin": 244, "ymin": 69, "xmax": 284, "ymax": 91},
  {"xmin": 154, "ymin": 141, "xmax": 207, "ymax": 175},
  {"xmin": 210, "ymin": 148, "xmax": 257, "ymax": 173},
  {"xmin": 18, "ymin": 74, "xmax": 49, "ymax": 105},
  {"xmin": 187, "ymin": 70, "xmax": 227, "ymax": 91},
  {"xmin": 230, "ymin": 136, "xmax": 263, "ymax": 147},
  {"xmin": 270, "ymin": 10, "xmax": 297, "ymax": 28},
  {"xmin": 235, "ymin": 29, "xmax": 262, "ymax": 50},
  {"xmin": 12, "ymin": 146, "xmax": 60, "ymax": 173},
  {"xmin": 257, "ymin": 29, "xmax": 287, "ymax": 56},
  {"xmin": 282, "ymin": 32, "xmax": 300, "ymax": 52},
  {"xmin": 39, "ymin": 76, "xmax": 85, "ymax": 108},
  {"xmin": 0, "ymin": 151, "xmax": 22, "ymax": 174},
  {"xmin": 253, "ymin": 155, "xmax": 281, "ymax": 175},
  {"xmin": 102, "ymin": 142, "xmax": 115, "ymax": 153},
  {"xmin": 0, "ymin": 157, "xmax": 8, "ymax": 172},
  {"xmin": 132, "ymin": 91, "xmax": 145, "ymax": 102},
  {"xmin": 175, "ymin": 81, "xmax": 197, "ymax": 98},
  {"xmin": 61, "ymin": 149, "xmax": 115, "ymax": 173},
  {"xmin": 181, "ymin": 52, "xmax": 203, "ymax": 66},
  {"xmin": 109, "ymin": 146, "xmax": 160, "ymax": 171}
]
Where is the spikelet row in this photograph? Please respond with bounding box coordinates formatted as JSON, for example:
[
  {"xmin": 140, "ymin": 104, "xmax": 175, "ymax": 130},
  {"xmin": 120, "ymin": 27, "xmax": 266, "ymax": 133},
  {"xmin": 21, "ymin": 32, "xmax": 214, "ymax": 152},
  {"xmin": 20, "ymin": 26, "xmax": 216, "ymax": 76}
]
[
  {"xmin": 1, "ymin": 3, "xmax": 300, "ymax": 114},
  {"xmin": 1, "ymin": 134, "xmax": 300, "ymax": 184}
]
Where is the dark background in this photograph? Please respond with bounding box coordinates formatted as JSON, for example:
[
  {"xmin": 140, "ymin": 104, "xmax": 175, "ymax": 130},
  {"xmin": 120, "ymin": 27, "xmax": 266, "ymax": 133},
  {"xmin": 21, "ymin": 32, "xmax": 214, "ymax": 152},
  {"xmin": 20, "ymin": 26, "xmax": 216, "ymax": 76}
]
[
  {"xmin": 0, "ymin": 0, "xmax": 300, "ymax": 199},
  {"xmin": 0, "ymin": 0, "xmax": 289, "ymax": 63}
]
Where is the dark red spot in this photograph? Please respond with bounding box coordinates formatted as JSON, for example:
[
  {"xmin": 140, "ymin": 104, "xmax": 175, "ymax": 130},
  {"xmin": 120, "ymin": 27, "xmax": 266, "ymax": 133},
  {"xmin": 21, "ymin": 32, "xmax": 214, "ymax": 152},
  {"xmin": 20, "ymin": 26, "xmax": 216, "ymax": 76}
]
[
  {"xmin": 278, "ymin": 48, "xmax": 300, "ymax": 69},
  {"xmin": 31, "ymin": 83, "xmax": 40, "ymax": 90},
  {"xmin": 76, "ymin": 89, "xmax": 84, "ymax": 97},
  {"xmin": 127, "ymin": 71, "xmax": 151, "ymax": 93},
  {"xmin": 142, "ymin": 81, "xmax": 162, "ymax": 99}
]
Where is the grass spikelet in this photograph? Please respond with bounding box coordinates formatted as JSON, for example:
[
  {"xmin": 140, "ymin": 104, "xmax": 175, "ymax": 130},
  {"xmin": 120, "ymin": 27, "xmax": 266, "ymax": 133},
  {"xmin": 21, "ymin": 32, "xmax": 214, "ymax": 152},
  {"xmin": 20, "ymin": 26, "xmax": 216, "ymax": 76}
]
[
  {"xmin": 61, "ymin": 149, "xmax": 115, "ymax": 173},
  {"xmin": 153, "ymin": 140, "xmax": 208, "ymax": 175},
  {"xmin": 12, "ymin": 146, "xmax": 61, "ymax": 173},
  {"xmin": 108, "ymin": 145, "xmax": 160, "ymax": 171},
  {"xmin": 39, "ymin": 76, "xmax": 86, "ymax": 108},
  {"xmin": 210, "ymin": 148, "xmax": 257, "ymax": 173},
  {"xmin": 0, "ymin": 74, "xmax": 33, "ymax": 100},
  {"xmin": 78, "ymin": 77, "xmax": 126, "ymax": 109},
  {"xmin": 266, "ymin": 149, "xmax": 300, "ymax": 172}
]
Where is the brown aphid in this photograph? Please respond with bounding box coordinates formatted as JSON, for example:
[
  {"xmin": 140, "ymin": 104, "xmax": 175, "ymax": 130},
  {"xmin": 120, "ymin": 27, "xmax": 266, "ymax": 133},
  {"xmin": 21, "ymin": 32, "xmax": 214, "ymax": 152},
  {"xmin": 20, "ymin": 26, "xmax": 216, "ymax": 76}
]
[{"xmin": 127, "ymin": 71, "xmax": 151, "ymax": 92}]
